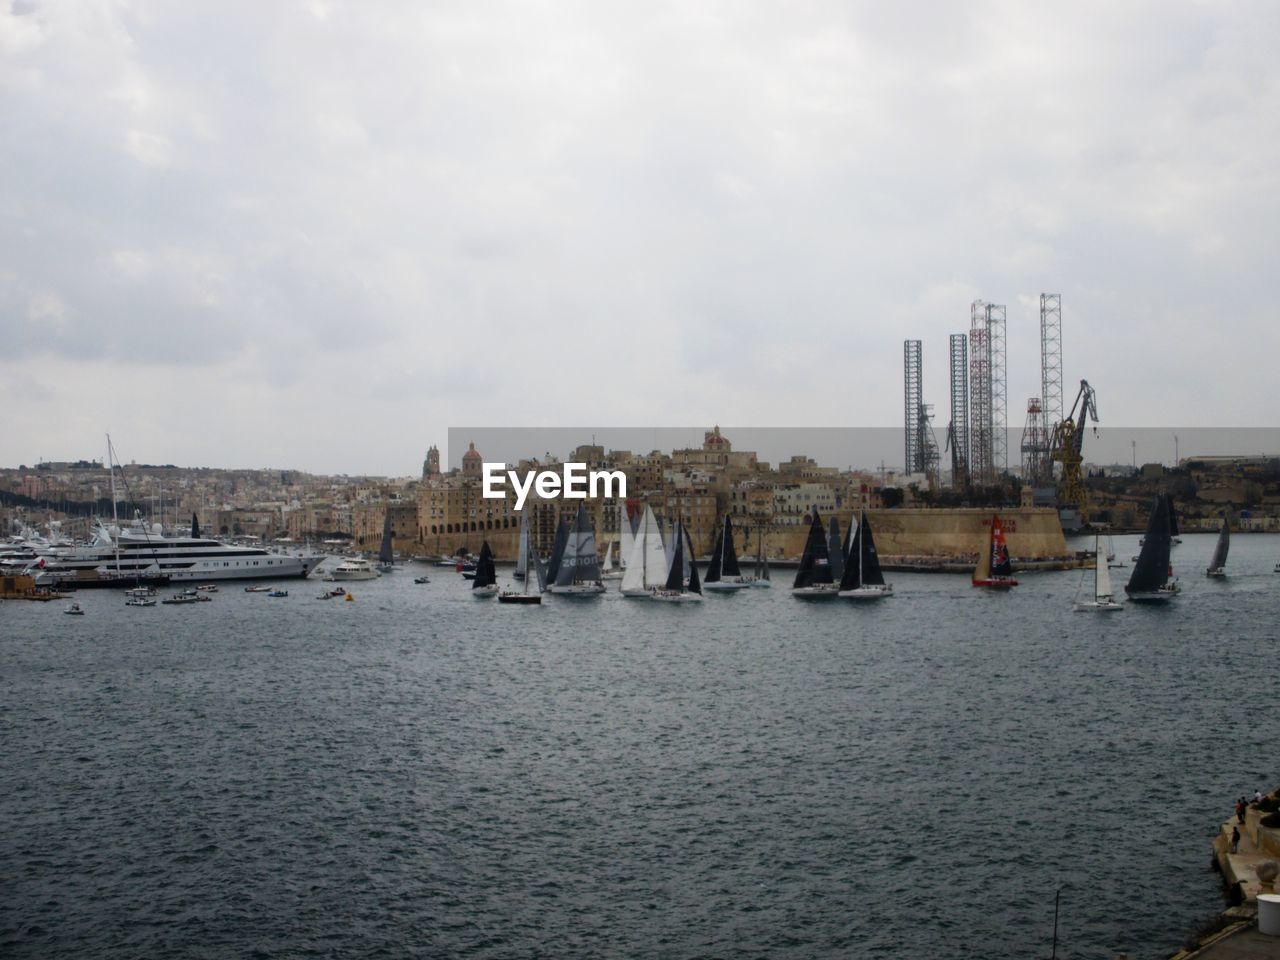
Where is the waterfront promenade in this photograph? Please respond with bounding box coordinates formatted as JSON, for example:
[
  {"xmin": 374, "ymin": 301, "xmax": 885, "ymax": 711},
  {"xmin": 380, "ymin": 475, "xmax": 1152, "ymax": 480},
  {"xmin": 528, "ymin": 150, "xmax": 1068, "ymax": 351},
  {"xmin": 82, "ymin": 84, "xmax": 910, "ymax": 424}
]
[{"xmin": 1170, "ymin": 793, "xmax": 1280, "ymax": 959}]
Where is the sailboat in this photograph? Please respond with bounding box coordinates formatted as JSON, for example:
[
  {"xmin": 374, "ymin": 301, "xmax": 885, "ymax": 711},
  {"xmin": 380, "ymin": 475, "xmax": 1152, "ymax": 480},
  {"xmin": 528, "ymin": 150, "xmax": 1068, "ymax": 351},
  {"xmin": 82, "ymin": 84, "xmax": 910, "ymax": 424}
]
[
  {"xmin": 703, "ymin": 515, "xmax": 750, "ymax": 592},
  {"xmin": 1106, "ymin": 534, "xmax": 1126, "ymax": 568},
  {"xmin": 600, "ymin": 540, "xmax": 623, "ymax": 580},
  {"xmin": 1126, "ymin": 493, "xmax": 1179, "ymax": 603},
  {"xmin": 972, "ymin": 514, "xmax": 1018, "ymax": 588},
  {"xmin": 513, "ymin": 512, "xmax": 530, "ymax": 581},
  {"xmin": 547, "ymin": 505, "xmax": 606, "ymax": 595},
  {"xmin": 500, "ymin": 534, "xmax": 545, "ymax": 604},
  {"xmin": 1205, "ymin": 513, "xmax": 1230, "ymax": 578},
  {"xmin": 651, "ymin": 521, "xmax": 703, "ymax": 602},
  {"xmin": 792, "ymin": 509, "xmax": 839, "ymax": 599},
  {"xmin": 471, "ymin": 541, "xmax": 498, "ymax": 598},
  {"xmin": 621, "ymin": 505, "xmax": 668, "ymax": 597},
  {"xmin": 619, "ymin": 508, "xmax": 638, "ymax": 572},
  {"xmin": 1075, "ymin": 534, "xmax": 1123, "ymax": 610},
  {"xmin": 748, "ymin": 526, "xmax": 771, "ymax": 587},
  {"xmin": 376, "ymin": 512, "xmax": 396, "ymax": 572},
  {"xmin": 838, "ymin": 510, "xmax": 893, "ymax": 600}
]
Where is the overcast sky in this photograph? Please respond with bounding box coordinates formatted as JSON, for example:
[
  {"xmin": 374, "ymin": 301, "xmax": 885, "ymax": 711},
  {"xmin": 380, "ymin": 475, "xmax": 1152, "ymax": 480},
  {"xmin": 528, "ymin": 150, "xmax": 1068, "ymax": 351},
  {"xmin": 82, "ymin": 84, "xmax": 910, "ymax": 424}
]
[{"xmin": 2, "ymin": 1, "xmax": 1277, "ymax": 475}]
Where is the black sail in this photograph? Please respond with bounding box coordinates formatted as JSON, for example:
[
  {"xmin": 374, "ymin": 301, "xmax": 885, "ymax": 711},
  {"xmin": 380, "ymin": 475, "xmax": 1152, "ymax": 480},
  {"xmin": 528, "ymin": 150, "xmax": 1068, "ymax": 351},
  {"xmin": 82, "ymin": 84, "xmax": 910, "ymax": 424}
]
[
  {"xmin": 859, "ymin": 513, "xmax": 886, "ymax": 586},
  {"xmin": 839, "ymin": 522, "xmax": 863, "ymax": 591},
  {"xmin": 1209, "ymin": 514, "xmax": 1230, "ymax": 571},
  {"xmin": 472, "ymin": 541, "xmax": 496, "ymax": 589},
  {"xmin": 793, "ymin": 511, "xmax": 832, "ymax": 588},
  {"xmin": 664, "ymin": 523, "xmax": 685, "ymax": 591},
  {"xmin": 827, "ymin": 517, "xmax": 844, "ymax": 584},
  {"xmin": 1168, "ymin": 498, "xmax": 1180, "ymax": 538},
  {"xmin": 1127, "ymin": 494, "xmax": 1171, "ymax": 594},
  {"xmin": 721, "ymin": 515, "xmax": 741, "ymax": 578},
  {"xmin": 545, "ymin": 518, "xmax": 570, "ymax": 583},
  {"xmin": 191, "ymin": 512, "xmax": 200, "ymax": 539},
  {"xmin": 704, "ymin": 520, "xmax": 725, "ymax": 583},
  {"xmin": 686, "ymin": 525, "xmax": 702, "ymax": 594}
]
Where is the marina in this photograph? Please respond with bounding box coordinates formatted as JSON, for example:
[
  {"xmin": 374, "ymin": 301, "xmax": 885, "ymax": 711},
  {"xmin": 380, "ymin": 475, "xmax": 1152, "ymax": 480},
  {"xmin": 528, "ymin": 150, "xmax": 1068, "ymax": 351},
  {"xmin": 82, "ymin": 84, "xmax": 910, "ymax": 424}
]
[{"xmin": 5, "ymin": 531, "xmax": 1277, "ymax": 958}]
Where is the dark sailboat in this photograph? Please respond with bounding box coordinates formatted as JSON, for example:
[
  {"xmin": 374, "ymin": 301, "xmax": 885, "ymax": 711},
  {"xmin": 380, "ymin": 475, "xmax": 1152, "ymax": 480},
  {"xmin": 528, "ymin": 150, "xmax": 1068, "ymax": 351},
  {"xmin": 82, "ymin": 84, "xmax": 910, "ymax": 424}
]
[
  {"xmin": 651, "ymin": 521, "xmax": 703, "ymax": 602},
  {"xmin": 1126, "ymin": 494, "xmax": 1179, "ymax": 602},
  {"xmin": 548, "ymin": 505, "xmax": 605, "ymax": 595},
  {"xmin": 838, "ymin": 511, "xmax": 893, "ymax": 600},
  {"xmin": 471, "ymin": 541, "xmax": 498, "ymax": 597},
  {"xmin": 792, "ymin": 509, "xmax": 838, "ymax": 599},
  {"xmin": 377, "ymin": 511, "xmax": 395, "ymax": 572},
  {"xmin": 1205, "ymin": 513, "xmax": 1230, "ymax": 578},
  {"xmin": 704, "ymin": 515, "xmax": 748, "ymax": 591}
]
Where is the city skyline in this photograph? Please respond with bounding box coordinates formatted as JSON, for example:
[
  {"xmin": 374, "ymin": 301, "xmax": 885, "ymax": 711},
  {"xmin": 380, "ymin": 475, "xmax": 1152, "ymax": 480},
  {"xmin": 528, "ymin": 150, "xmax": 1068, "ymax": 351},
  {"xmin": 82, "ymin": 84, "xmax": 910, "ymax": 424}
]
[{"xmin": 3, "ymin": 3, "xmax": 1278, "ymax": 475}]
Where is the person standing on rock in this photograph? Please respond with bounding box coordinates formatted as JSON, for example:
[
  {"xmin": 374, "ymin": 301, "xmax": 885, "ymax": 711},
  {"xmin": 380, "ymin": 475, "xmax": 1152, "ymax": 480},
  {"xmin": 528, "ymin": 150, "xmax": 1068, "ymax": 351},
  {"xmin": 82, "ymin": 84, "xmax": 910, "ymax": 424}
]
[
  {"xmin": 1231, "ymin": 826, "xmax": 1241, "ymax": 853},
  {"xmin": 1236, "ymin": 798, "xmax": 1247, "ymax": 823}
]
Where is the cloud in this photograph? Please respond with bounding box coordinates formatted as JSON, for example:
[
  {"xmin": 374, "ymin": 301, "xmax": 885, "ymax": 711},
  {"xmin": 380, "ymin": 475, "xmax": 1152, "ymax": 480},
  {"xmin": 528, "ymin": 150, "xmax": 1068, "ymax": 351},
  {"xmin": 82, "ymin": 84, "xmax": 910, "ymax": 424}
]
[{"xmin": 1, "ymin": 1, "xmax": 1278, "ymax": 473}]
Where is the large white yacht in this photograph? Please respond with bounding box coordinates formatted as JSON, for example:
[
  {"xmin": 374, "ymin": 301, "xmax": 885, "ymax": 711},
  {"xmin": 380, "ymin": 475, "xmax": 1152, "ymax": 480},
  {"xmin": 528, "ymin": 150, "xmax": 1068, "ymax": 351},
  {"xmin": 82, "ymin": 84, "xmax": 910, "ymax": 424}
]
[{"xmin": 32, "ymin": 520, "xmax": 325, "ymax": 586}]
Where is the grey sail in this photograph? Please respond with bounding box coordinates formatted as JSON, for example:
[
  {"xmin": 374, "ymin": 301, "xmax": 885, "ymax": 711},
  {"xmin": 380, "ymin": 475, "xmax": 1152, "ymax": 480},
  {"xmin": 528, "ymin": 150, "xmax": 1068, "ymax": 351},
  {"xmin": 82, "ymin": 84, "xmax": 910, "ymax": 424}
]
[
  {"xmin": 721, "ymin": 515, "xmax": 741, "ymax": 578},
  {"xmin": 545, "ymin": 518, "xmax": 570, "ymax": 583},
  {"xmin": 1126, "ymin": 494, "xmax": 1171, "ymax": 594},
  {"xmin": 827, "ymin": 517, "xmax": 844, "ymax": 583},
  {"xmin": 555, "ymin": 504, "xmax": 602, "ymax": 587},
  {"xmin": 530, "ymin": 538, "xmax": 547, "ymax": 592},
  {"xmin": 1209, "ymin": 515, "xmax": 1230, "ymax": 571}
]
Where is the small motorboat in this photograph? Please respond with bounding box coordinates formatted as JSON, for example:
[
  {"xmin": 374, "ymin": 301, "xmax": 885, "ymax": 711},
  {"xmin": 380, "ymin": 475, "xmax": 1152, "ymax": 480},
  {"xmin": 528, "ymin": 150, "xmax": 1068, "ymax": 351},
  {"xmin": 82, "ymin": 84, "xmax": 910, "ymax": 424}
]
[
  {"xmin": 196, "ymin": 584, "xmax": 218, "ymax": 592},
  {"xmin": 245, "ymin": 586, "xmax": 270, "ymax": 593},
  {"xmin": 64, "ymin": 602, "xmax": 85, "ymax": 615},
  {"xmin": 414, "ymin": 575, "xmax": 430, "ymax": 584},
  {"xmin": 126, "ymin": 596, "xmax": 157, "ymax": 607},
  {"xmin": 267, "ymin": 589, "xmax": 288, "ymax": 598}
]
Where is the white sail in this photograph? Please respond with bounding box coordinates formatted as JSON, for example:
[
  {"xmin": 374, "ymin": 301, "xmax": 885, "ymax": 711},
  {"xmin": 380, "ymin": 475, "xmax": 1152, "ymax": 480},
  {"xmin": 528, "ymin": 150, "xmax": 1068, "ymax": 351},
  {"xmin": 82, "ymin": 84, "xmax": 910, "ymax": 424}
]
[
  {"xmin": 1095, "ymin": 536, "xmax": 1113, "ymax": 600},
  {"xmin": 622, "ymin": 505, "xmax": 667, "ymax": 592},
  {"xmin": 602, "ymin": 541, "xmax": 614, "ymax": 571}
]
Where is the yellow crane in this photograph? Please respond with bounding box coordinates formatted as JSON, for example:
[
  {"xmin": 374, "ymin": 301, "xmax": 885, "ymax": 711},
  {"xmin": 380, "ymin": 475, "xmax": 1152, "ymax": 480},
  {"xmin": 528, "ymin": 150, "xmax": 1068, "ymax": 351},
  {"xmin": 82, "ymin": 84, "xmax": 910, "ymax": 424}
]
[{"xmin": 1050, "ymin": 380, "xmax": 1099, "ymax": 525}]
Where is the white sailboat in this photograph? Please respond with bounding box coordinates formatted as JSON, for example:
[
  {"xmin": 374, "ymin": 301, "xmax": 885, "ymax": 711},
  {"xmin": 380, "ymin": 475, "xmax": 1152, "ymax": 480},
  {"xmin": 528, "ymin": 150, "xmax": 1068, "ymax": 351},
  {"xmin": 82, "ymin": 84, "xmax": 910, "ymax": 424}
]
[
  {"xmin": 600, "ymin": 540, "xmax": 623, "ymax": 580},
  {"xmin": 500, "ymin": 533, "xmax": 544, "ymax": 604},
  {"xmin": 1075, "ymin": 534, "xmax": 1123, "ymax": 610},
  {"xmin": 1205, "ymin": 514, "xmax": 1230, "ymax": 578},
  {"xmin": 621, "ymin": 505, "xmax": 668, "ymax": 597}
]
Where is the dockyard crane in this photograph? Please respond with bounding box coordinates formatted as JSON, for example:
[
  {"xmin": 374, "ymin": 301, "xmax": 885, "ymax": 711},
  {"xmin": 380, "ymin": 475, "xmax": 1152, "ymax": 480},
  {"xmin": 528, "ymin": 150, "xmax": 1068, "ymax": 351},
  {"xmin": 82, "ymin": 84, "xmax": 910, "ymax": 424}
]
[
  {"xmin": 945, "ymin": 421, "xmax": 968, "ymax": 492},
  {"xmin": 1050, "ymin": 380, "xmax": 1099, "ymax": 525}
]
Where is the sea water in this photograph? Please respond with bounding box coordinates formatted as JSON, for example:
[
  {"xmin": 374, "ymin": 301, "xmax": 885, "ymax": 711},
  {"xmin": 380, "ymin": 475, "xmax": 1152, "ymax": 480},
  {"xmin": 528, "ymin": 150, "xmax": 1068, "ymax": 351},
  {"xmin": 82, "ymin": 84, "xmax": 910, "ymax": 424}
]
[{"xmin": 2, "ymin": 532, "xmax": 1277, "ymax": 958}]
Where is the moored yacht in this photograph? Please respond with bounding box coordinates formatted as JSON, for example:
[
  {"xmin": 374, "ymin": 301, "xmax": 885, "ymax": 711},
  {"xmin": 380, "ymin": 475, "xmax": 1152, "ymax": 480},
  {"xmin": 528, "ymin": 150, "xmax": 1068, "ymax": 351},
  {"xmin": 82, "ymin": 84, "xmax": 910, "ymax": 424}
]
[{"xmin": 325, "ymin": 556, "xmax": 380, "ymax": 581}]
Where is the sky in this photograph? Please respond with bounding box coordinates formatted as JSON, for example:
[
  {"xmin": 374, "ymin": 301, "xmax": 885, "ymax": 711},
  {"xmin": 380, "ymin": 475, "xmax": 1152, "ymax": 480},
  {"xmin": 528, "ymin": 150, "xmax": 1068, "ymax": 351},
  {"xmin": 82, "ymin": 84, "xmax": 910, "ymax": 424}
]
[{"xmin": 2, "ymin": 1, "xmax": 1278, "ymax": 475}]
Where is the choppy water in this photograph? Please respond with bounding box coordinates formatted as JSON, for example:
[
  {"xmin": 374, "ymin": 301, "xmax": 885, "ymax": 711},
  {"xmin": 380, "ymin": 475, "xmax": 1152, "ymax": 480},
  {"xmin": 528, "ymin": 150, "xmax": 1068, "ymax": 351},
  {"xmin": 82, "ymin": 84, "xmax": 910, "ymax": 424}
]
[{"xmin": 2, "ymin": 532, "xmax": 1277, "ymax": 959}]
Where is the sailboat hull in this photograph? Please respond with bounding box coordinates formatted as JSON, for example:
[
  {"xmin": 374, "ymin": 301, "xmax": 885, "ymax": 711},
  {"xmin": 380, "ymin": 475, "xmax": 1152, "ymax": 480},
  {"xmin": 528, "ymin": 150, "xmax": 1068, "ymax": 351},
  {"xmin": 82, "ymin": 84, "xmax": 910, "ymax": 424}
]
[
  {"xmin": 1205, "ymin": 568, "xmax": 1226, "ymax": 578},
  {"xmin": 498, "ymin": 592, "xmax": 541, "ymax": 604},
  {"xmin": 471, "ymin": 584, "xmax": 498, "ymax": 598},
  {"xmin": 838, "ymin": 585, "xmax": 893, "ymax": 601},
  {"xmin": 791, "ymin": 585, "xmax": 839, "ymax": 600},
  {"xmin": 1074, "ymin": 599, "xmax": 1124, "ymax": 610},
  {"xmin": 1126, "ymin": 587, "xmax": 1178, "ymax": 603},
  {"xmin": 972, "ymin": 577, "xmax": 1017, "ymax": 588},
  {"xmin": 649, "ymin": 590, "xmax": 703, "ymax": 603},
  {"xmin": 703, "ymin": 579, "xmax": 750, "ymax": 592},
  {"xmin": 547, "ymin": 582, "xmax": 606, "ymax": 596}
]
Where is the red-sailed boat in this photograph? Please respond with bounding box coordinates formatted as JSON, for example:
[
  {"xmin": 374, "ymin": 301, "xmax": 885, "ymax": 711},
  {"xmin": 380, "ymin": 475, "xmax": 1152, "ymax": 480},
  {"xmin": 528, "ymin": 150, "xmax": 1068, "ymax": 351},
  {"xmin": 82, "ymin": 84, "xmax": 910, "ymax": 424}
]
[{"xmin": 972, "ymin": 513, "xmax": 1018, "ymax": 588}]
